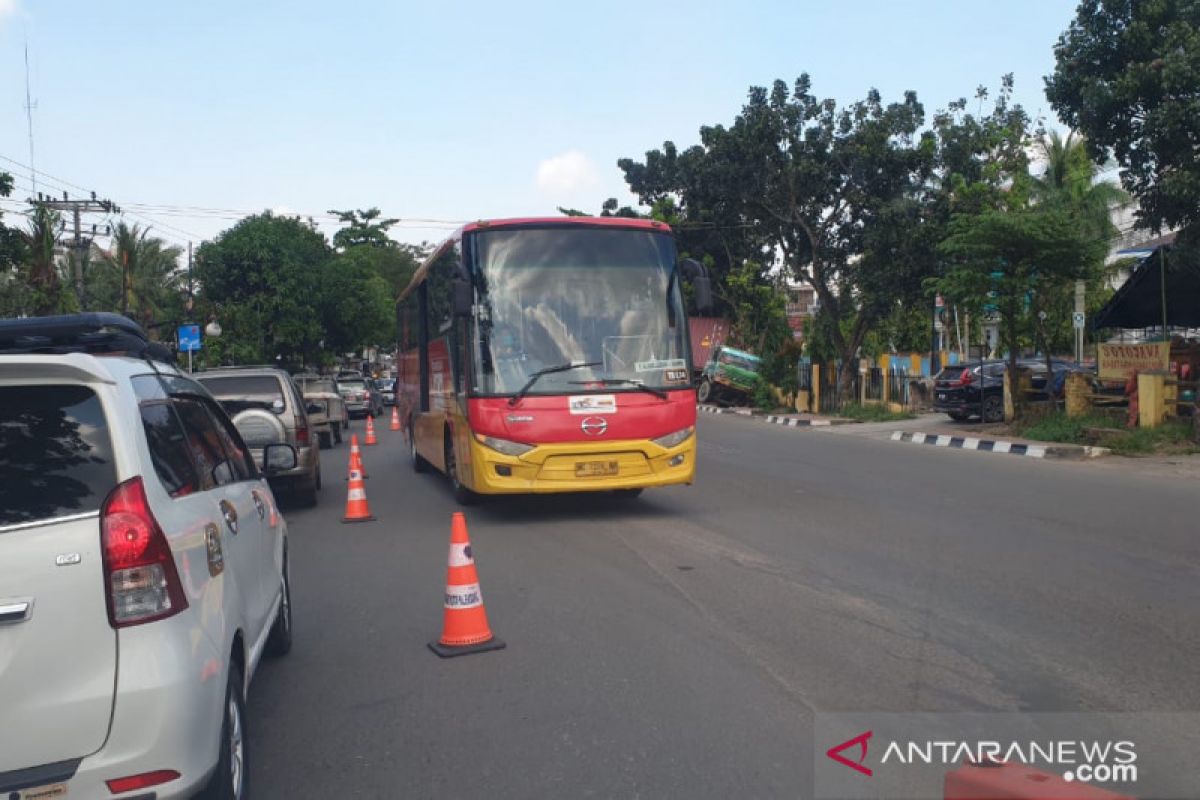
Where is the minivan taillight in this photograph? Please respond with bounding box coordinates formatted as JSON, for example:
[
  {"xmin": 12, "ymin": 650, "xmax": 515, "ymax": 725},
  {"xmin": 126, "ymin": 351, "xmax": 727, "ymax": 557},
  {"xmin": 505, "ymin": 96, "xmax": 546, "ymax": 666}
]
[
  {"xmin": 101, "ymin": 477, "xmax": 188, "ymax": 628},
  {"xmin": 296, "ymin": 419, "xmax": 310, "ymax": 445},
  {"xmin": 957, "ymin": 369, "xmax": 974, "ymax": 386}
]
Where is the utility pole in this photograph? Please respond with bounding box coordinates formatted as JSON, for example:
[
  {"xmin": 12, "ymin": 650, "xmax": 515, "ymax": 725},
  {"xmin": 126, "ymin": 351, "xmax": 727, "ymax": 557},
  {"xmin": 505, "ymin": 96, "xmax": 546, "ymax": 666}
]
[
  {"xmin": 37, "ymin": 192, "xmax": 120, "ymax": 310},
  {"xmin": 187, "ymin": 241, "xmax": 193, "ymax": 310}
]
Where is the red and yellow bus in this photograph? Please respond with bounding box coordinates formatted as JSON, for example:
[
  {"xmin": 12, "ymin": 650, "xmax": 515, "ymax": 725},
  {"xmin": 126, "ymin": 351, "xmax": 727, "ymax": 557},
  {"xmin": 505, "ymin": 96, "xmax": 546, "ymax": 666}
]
[{"xmin": 395, "ymin": 216, "xmax": 712, "ymax": 503}]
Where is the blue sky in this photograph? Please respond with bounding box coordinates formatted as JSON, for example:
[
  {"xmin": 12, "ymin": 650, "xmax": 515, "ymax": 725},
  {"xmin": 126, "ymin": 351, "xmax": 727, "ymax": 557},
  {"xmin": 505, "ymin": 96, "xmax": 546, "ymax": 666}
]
[{"xmin": 0, "ymin": 0, "xmax": 1080, "ymax": 249}]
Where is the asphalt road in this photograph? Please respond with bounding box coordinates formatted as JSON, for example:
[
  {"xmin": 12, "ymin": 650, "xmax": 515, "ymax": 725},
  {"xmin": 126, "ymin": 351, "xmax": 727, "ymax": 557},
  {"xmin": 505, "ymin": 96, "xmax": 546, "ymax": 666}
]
[{"xmin": 246, "ymin": 412, "xmax": 1200, "ymax": 798}]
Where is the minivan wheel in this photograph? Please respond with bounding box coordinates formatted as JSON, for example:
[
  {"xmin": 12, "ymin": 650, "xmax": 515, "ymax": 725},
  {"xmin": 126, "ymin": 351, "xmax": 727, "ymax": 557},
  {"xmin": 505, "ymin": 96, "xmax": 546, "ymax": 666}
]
[
  {"xmin": 697, "ymin": 379, "xmax": 713, "ymax": 404},
  {"xmin": 202, "ymin": 664, "xmax": 248, "ymax": 800},
  {"xmin": 266, "ymin": 555, "xmax": 293, "ymax": 657},
  {"xmin": 333, "ymin": 422, "xmax": 343, "ymax": 444}
]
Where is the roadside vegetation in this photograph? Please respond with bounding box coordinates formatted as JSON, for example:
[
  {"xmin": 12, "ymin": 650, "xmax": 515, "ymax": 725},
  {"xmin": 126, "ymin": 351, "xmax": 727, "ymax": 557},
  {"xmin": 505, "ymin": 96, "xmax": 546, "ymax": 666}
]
[
  {"xmin": 1015, "ymin": 411, "xmax": 1200, "ymax": 456},
  {"xmin": 836, "ymin": 403, "xmax": 918, "ymax": 423}
]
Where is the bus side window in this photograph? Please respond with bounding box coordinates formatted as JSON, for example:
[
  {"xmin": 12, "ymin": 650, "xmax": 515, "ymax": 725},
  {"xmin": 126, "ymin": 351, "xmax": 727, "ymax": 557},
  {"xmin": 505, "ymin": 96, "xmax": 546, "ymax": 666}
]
[{"xmin": 426, "ymin": 245, "xmax": 456, "ymax": 335}]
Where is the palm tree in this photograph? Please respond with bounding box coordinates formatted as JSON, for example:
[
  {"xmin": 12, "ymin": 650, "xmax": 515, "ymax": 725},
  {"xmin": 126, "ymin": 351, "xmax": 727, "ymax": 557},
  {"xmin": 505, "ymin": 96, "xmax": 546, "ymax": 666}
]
[
  {"xmin": 103, "ymin": 222, "xmax": 184, "ymax": 332},
  {"xmin": 25, "ymin": 204, "xmax": 66, "ymax": 315},
  {"xmin": 1033, "ymin": 131, "xmax": 1127, "ymax": 240},
  {"xmin": 1030, "ymin": 131, "xmax": 1128, "ymax": 373}
]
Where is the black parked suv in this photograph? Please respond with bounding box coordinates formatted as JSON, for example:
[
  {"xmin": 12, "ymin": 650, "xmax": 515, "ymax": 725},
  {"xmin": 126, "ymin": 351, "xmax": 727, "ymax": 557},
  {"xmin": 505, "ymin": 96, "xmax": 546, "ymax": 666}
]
[{"xmin": 934, "ymin": 359, "xmax": 1084, "ymax": 422}]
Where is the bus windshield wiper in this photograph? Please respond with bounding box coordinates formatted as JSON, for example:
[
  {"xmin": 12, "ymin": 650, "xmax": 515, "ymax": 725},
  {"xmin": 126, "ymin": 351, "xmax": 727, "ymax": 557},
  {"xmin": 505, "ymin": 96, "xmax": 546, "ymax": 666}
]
[
  {"xmin": 509, "ymin": 362, "xmax": 601, "ymax": 407},
  {"xmin": 569, "ymin": 378, "xmax": 669, "ymax": 400}
]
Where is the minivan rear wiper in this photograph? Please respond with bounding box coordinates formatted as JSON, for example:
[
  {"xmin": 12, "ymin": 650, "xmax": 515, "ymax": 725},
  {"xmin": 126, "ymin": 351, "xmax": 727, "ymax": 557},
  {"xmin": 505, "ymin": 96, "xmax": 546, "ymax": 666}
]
[
  {"xmin": 509, "ymin": 362, "xmax": 601, "ymax": 407},
  {"xmin": 569, "ymin": 378, "xmax": 668, "ymax": 400}
]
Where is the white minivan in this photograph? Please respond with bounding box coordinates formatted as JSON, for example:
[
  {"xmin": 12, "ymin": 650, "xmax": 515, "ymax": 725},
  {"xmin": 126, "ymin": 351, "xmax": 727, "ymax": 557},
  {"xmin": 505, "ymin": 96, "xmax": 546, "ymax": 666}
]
[{"xmin": 0, "ymin": 314, "xmax": 294, "ymax": 799}]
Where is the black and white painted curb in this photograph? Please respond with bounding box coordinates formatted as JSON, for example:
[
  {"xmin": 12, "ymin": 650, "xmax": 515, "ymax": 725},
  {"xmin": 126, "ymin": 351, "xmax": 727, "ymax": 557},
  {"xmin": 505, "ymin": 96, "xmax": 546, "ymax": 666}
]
[
  {"xmin": 697, "ymin": 405, "xmax": 730, "ymax": 415},
  {"xmin": 764, "ymin": 415, "xmax": 832, "ymax": 427},
  {"xmin": 697, "ymin": 405, "xmax": 841, "ymax": 426},
  {"xmin": 890, "ymin": 431, "xmax": 1108, "ymax": 459}
]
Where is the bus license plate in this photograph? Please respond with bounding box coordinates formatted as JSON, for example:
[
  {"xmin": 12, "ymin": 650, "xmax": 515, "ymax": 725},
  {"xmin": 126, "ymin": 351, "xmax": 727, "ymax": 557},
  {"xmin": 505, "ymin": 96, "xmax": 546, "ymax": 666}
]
[{"xmin": 575, "ymin": 460, "xmax": 618, "ymax": 477}]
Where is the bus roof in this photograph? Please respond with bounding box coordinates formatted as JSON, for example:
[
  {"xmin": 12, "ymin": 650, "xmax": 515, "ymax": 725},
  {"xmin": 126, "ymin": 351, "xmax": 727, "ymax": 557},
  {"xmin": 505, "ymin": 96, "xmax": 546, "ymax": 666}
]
[{"xmin": 459, "ymin": 216, "xmax": 672, "ymax": 235}]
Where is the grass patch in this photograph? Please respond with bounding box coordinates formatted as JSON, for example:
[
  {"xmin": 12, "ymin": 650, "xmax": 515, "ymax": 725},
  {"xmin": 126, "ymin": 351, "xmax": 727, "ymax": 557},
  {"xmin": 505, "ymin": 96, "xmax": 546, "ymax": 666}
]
[
  {"xmin": 1016, "ymin": 411, "xmax": 1199, "ymax": 456},
  {"xmin": 837, "ymin": 403, "xmax": 917, "ymax": 422}
]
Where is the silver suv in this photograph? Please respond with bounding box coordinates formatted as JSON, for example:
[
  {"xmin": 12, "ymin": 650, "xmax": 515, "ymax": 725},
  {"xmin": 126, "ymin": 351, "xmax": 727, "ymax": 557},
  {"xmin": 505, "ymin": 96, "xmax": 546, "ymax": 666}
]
[
  {"xmin": 197, "ymin": 367, "xmax": 323, "ymax": 506},
  {"xmin": 0, "ymin": 313, "xmax": 294, "ymax": 799}
]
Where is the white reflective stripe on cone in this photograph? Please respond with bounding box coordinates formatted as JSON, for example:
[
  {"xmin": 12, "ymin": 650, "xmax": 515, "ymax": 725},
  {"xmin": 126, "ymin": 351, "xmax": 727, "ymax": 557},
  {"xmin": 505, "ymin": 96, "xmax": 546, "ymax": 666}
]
[
  {"xmin": 348, "ymin": 488, "xmax": 366, "ymax": 501},
  {"xmin": 447, "ymin": 542, "xmax": 474, "ymax": 567},
  {"xmin": 444, "ymin": 583, "xmax": 482, "ymax": 609}
]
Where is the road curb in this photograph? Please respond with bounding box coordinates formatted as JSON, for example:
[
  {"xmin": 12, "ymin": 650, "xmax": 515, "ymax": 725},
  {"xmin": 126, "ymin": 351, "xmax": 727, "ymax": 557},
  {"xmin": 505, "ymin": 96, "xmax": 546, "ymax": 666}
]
[
  {"xmin": 698, "ymin": 404, "xmax": 852, "ymax": 427},
  {"xmin": 764, "ymin": 414, "xmax": 833, "ymax": 427},
  {"xmin": 890, "ymin": 431, "xmax": 1109, "ymax": 460}
]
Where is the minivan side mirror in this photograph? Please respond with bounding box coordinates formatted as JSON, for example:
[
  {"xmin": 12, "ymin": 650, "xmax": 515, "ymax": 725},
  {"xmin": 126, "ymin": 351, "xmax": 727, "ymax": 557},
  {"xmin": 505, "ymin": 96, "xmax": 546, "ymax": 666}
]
[
  {"xmin": 263, "ymin": 443, "xmax": 298, "ymax": 475},
  {"xmin": 452, "ymin": 278, "xmax": 473, "ymax": 317}
]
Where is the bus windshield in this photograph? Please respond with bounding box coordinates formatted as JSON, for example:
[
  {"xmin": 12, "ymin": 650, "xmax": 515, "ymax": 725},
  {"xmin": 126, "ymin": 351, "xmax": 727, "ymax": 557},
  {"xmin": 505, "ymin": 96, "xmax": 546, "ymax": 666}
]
[{"xmin": 470, "ymin": 226, "xmax": 690, "ymax": 395}]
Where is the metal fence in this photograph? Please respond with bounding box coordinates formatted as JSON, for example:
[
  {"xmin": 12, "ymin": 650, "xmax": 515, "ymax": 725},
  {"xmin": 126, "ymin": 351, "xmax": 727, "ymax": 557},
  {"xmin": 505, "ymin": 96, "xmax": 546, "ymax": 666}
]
[
  {"xmin": 817, "ymin": 362, "xmax": 860, "ymax": 414},
  {"xmin": 887, "ymin": 370, "xmax": 911, "ymax": 407},
  {"xmin": 796, "ymin": 361, "xmax": 917, "ymax": 413}
]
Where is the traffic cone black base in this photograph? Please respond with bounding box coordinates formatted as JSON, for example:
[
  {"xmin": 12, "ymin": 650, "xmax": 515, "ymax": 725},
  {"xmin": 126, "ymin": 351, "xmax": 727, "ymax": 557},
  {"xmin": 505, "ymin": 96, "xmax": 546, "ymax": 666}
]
[
  {"xmin": 428, "ymin": 637, "xmax": 506, "ymax": 659},
  {"xmin": 341, "ymin": 515, "xmax": 376, "ymax": 524}
]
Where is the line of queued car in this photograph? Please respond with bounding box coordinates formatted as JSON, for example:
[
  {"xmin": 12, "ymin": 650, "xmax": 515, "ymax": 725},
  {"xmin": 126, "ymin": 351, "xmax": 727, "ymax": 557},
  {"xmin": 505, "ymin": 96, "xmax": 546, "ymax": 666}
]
[
  {"xmin": 0, "ymin": 314, "xmax": 296, "ymax": 799},
  {"xmin": 0, "ymin": 313, "xmax": 396, "ymax": 799}
]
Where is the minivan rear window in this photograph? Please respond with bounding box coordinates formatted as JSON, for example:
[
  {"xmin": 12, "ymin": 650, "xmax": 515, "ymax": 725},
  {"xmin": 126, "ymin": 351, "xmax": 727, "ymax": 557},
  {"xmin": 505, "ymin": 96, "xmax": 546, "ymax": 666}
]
[{"xmin": 0, "ymin": 385, "xmax": 117, "ymax": 527}]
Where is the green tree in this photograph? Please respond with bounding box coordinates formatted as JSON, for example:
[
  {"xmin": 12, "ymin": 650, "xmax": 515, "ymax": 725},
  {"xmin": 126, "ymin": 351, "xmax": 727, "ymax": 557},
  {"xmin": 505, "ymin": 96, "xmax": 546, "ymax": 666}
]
[
  {"xmin": 321, "ymin": 247, "xmax": 396, "ymax": 356},
  {"xmin": 194, "ymin": 213, "xmax": 333, "ymax": 366},
  {"xmin": 23, "ymin": 204, "xmax": 71, "ymax": 316},
  {"xmin": 0, "ymin": 172, "xmax": 30, "ymax": 317},
  {"xmin": 328, "ymin": 208, "xmax": 400, "ymax": 250},
  {"xmin": 619, "ymin": 76, "xmax": 937, "ymax": 397},
  {"xmin": 1045, "ymin": 0, "xmax": 1200, "ymax": 249},
  {"xmin": 94, "ymin": 223, "xmax": 185, "ymax": 333},
  {"xmin": 1029, "ymin": 131, "xmax": 1127, "ymax": 358},
  {"xmin": 939, "ymin": 207, "xmax": 1105, "ymax": 415}
]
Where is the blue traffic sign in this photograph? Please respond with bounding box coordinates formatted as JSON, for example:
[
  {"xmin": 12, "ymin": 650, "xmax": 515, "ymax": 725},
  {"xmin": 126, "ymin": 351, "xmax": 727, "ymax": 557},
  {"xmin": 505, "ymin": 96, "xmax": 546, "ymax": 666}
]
[{"xmin": 178, "ymin": 324, "xmax": 202, "ymax": 352}]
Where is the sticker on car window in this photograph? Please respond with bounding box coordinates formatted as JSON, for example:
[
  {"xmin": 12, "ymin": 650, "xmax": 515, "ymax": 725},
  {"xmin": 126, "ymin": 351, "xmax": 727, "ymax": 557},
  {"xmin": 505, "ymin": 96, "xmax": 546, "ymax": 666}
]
[{"xmin": 635, "ymin": 358, "xmax": 687, "ymax": 373}]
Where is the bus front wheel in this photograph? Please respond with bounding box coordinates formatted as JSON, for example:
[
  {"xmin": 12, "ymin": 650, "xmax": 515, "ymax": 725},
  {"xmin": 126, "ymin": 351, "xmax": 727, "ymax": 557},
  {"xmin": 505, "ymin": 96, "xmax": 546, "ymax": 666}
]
[
  {"xmin": 410, "ymin": 422, "xmax": 429, "ymax": 473},
  {"xmin": 445, "ymin": 433, "xmax": 478, "ymax": 506}
]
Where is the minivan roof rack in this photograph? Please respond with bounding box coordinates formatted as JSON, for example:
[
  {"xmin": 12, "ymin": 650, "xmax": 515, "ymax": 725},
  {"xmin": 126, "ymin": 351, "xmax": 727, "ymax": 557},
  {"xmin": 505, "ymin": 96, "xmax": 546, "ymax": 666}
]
[{"xmin": 0, "ymin": 312, "xmax": 176, "ymax": 364}]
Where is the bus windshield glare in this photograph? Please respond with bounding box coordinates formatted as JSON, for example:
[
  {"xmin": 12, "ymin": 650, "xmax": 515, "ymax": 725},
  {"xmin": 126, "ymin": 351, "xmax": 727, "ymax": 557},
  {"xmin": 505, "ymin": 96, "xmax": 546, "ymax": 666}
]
[{"xmin": 470, "ymin": 227, "xmax": 690, "ymax": 395}]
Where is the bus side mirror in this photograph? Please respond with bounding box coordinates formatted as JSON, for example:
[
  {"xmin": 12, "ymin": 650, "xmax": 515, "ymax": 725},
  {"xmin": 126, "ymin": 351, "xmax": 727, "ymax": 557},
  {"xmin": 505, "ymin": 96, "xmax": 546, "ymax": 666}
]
[
  {"xmin": 452, "ymin": 278, "xmax": 473, "ymax": 317},
  {"xmin": 692, "ymin": 275, "xmax": 713, "ymax": 314},
  {"xmin": 680, "ymin": 259, "xmax": 713, "ymax": 313}
]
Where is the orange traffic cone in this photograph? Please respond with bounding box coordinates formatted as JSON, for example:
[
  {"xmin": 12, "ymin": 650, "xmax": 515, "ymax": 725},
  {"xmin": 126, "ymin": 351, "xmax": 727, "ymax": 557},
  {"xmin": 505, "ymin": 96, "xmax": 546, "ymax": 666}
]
[
  {"xmin": 348, "ymin": 434, "xmax": 368, "ymax": 479},
  {"xmin": 365, "ymin": 415, "xmax": 378, "ymax": 446},
  {"xmin": 341, "ymin": 465, "xmax": 375, "ymax": 523},
  {"xmin": 429, "ymin": 513, "xmax": 505, "ymax": 658},
  {"xmin": 390, "ymin": 406, "xmax": 401, "ymax": 431}
]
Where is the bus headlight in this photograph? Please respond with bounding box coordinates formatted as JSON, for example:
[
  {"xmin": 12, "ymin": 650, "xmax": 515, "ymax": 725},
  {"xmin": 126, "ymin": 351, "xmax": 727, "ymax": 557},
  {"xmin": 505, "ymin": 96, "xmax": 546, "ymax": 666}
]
[
  {"xmin": 651, "ymin": 426, "xmax": 694, "ymax": 449},
  {"xmin": 475, "ymin": 433, "xmax": 534, "ymax": 457}
]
